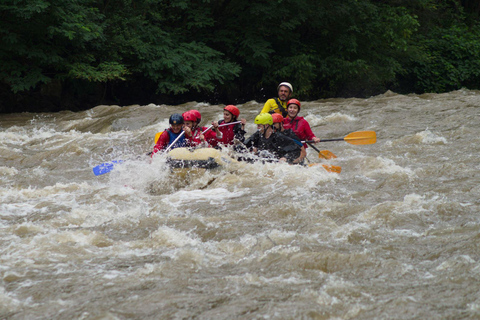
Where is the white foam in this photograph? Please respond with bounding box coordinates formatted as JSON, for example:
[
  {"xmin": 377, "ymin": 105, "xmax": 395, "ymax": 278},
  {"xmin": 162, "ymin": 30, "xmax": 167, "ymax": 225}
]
[
  {"xmin": 303, "ymin": 112, "xmax": 356, "ymax": 127},
  {"xmin": 324, "ymin": 112, "xmax": 357, "ymax": 123},
  {"xmin": 0, "ymin": 286, "xmax": 22, "ymax": 313},
  {"xmin": 150, "ymin": 226, "xmax": 200, "ymax": 248},
  {"xmin": 367, "ymin": 156, "xmax": 415, "ymax": 175},
  {"xmin": 0, "ymin": 166, "xmax": 18, "ymax": 176},
  {"xmin": 162, "ymin": 188, "xmax": 246, "ymax": 207},
  {"xmin": 415, "ymin": 129, "xmax": 447, "ymax": 144}
]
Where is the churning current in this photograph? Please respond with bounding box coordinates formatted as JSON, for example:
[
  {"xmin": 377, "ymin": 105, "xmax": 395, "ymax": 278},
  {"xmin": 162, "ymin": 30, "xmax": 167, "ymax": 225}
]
[{"xmin": 1, "ymin": 89, "xmax": 480, "ymax": 319}]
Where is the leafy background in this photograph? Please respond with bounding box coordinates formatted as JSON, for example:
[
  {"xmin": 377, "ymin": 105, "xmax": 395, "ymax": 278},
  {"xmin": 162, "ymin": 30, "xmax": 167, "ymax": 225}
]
[{"xmin": 1, "ymin": 0, "xmax": 480, "ymax": 112}]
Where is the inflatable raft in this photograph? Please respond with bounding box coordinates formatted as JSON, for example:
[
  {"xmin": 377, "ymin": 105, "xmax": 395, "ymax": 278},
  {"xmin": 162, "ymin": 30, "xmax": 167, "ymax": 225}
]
[
  {"xmin": 92, "ymin": 147, "xmax": 340, "ymax": 176},
  {"xmin": 166, "ymin": 147, "xmax": 341, "ymax": 173}
]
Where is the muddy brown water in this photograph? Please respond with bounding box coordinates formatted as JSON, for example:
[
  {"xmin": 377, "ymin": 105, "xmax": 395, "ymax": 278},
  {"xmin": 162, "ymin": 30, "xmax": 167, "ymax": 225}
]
[{"xmin": 1, "ymin": 90, "xmax": 480, "ymax": 319}]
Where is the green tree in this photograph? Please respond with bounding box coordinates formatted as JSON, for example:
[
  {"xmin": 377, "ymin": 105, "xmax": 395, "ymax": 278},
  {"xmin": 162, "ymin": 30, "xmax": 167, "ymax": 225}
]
[
  {"xmin": 0, "ymin": 0, "xmax": 126, "ymax": 92},
  {"xmin": 0, "ymin": 0, "xmax": 240, "ymax": 98},
  {"xmin": 3, "ymin": 0, "xmax": 480, "ymax": 112},
  {"xmin": 204, "ymin": 0, "xmax": 419, "ymax": 98},
  {"xmin": 398, "ymin": 1, "xmax": 480, "ymax": 93}
]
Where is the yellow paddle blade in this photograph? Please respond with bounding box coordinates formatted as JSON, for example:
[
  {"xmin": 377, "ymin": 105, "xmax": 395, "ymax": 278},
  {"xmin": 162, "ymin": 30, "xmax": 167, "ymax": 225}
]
[
  {"xmin": 154, "ymin": 131, "xmax": 163, "ymax": 144},
  {"xmin": 319, "ymin": 150, "xmax": 337, "ymax": 160},
  {"xmin": 344, "ymin": 131, "xmax": 376, "ymax": 145},
  {"xmin": 308, "ymin": 163, "xmax": 342, "ymax": 174},
  {"xmin": 322, "ymin": 164, "xmax": 341, "ymax": 173}
]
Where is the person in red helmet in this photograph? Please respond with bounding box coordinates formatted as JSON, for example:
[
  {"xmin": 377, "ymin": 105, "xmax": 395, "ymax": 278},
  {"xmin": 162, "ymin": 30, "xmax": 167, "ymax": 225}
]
[
  {"xmin": 190, "ymin": 109, "xmax": 202, "ymax": 124},
  {"xmin": 183, "ymin": 110, "xmax": 222, "ymax": 147},
  {"xmin": 271, "ymin": 113, "xmax": 306, "ymax": 164},
  {"xmin": 283, "ymin": 99, "xmax": 320, "ymax": 148},
  {"xmin": 260, "ymin": 82, "xmax": 293, "ymax": 117},
  {"xmin": 213, "ymin": 105, "xmax": 247, "ymax": 146}
]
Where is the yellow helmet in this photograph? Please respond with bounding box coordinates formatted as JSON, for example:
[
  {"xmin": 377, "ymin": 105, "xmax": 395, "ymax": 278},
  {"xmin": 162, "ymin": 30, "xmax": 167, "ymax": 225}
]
[{"xmin": 254, "ymin": 113, "xmax": 273, "ymax": 125}]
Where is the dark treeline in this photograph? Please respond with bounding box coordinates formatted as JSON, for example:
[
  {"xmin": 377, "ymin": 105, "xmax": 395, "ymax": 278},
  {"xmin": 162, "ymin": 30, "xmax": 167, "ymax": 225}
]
[{"xmin": 1, "ymin": 0, "xmax": 480, "ymax": 113}]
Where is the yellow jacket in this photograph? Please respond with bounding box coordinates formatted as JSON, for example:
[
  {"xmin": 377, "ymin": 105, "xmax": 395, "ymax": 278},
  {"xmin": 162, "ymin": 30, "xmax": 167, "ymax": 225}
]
[{"xmin": 260, "ymin": 98, "xmax": 288, "ymax": 116}]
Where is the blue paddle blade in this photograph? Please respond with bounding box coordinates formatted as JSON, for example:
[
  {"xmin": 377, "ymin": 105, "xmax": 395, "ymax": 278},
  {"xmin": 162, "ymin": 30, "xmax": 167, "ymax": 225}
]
[{"xmin": 92, "ymin": 160, "xmax": 124, "ymax": 176}]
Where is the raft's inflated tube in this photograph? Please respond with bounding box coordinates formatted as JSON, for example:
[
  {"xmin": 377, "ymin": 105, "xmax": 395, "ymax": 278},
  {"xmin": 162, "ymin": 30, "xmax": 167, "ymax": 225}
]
[{"xmin": 166, "ymin": 148, "xmax": 236, "ymax": 169}]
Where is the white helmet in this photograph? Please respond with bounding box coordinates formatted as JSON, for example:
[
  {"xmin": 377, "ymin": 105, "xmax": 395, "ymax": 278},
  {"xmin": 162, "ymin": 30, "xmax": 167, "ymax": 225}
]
[{"xmin": 277, "ymin": 82, "xmax": 293, "ymax": 93}]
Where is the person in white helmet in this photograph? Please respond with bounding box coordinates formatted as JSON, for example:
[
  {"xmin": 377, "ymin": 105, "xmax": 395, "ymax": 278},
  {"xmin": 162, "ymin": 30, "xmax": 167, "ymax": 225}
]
[{"xmin": 260, "ymin": 82, "xmax": 293, "ymax": 117}]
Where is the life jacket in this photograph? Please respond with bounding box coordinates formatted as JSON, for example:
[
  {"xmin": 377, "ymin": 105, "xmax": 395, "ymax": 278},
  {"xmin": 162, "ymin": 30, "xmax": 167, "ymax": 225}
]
[
  {"xmin": 185, "ymin": 126, "xmax": 219, "ymax": 147},
  {"xmin": 282, "ymin": 129, "xmax": 303, "ymax": 147},
  {"xmin": 167, "ymin": 129, "xmax": 186, "ymax": 149},
  {"xmin": 244, "ymin": 131, "xmax": 301, "ymax": 163},
  {"xmin": 271, "ymin": 98, "xmax": 288, "ymax": 117},
  {"xmin": 283, "ymin": 116, "xmax": 301, "ymax": 132},
  {"xmin": 185, "ymin": 127, "xmax": 203, "ymax": 147},
  {"xmin": 283, "ymin": 116, "xmax": 315, "ymax": 147},
  {"xmin": 218, "ymin": 120, "xmax": 245, "ymax": 145}
]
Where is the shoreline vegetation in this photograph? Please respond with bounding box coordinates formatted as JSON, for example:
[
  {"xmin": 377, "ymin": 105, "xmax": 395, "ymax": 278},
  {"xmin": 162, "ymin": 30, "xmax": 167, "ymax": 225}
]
[{"xmin": 2, "ymin": 0, "xmax": 480, "ymax": 113}]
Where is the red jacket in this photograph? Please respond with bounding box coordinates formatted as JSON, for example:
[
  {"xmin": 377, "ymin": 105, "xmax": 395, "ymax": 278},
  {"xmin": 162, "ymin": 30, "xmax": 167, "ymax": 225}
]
[
  {"xmin": 218, "ymin": 120, "xmax": 246, "ymax": 145},
  {"xmin": 283, "ymin": 116, "xmax": 316, "ymax": 147},
  {"xmin": 185, "ymin": 126, "xmax": 219, "ymax": 147},
  {"xmin": 152, "ymin": 129, "xmax": 170, "ymax": 155},
  {"xmin": 151, "ymin": 128, "xmax": 187, "ymax": 156}
]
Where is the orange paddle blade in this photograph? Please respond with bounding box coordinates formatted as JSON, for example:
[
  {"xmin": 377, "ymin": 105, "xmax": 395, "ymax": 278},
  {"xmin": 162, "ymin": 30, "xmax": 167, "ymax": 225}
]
[
  {"xmin": 308, "ymin": 163, "xmax": 342, "ymax": 174},
  {"xmin": 344, "ymin": 131, "xmax": 376, "ymax": 145},
  {"xmin": 322, "ymin": 164, "xmax": 341, "ymax": 173},
  {"xmin": 154, "ymin": 131, "xmax": 163, "ymax": 144},
  {"xmin": 319, "ymin": 150, "xmax": 337, "ymax": 159}
]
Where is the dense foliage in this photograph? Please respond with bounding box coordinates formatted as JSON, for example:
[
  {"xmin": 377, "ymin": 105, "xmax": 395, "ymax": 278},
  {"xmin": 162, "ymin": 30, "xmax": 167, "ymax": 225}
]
[{"xmin": 1, "ymin": 0, "xmax": 480, "ymax": 112}]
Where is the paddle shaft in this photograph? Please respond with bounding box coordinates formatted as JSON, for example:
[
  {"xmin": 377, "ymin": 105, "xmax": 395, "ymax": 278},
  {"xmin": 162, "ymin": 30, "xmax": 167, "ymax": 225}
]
[
  {"xmin": 165, "ymin": 131, "xmax": 186, "ymax": 153},
  {"xmin": 202, "ymin": 121, "xmax": 241, "ymax": 134},
  {"xmin": 306, "ymin": 142, "xmax": 321, "ymax": 153},
  {"xmin": 304, "ymin": 130, "xmax": 376, "ymax": 145},
  {"xmin": 304, "ymin": 138, "xmax": 343, "ymax": 143}
]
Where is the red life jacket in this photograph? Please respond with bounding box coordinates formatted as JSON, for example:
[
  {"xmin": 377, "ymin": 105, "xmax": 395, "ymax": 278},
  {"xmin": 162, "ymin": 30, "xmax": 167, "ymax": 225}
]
[
  {"xmin": 185, "ymin": 126, "xmax": 218, "ymax": 147},
  {"xmin": 218, "ymin": 120, "xmax": 238, "ymax": 145},
  {"xmin": 283, "ymin": 116, "xmax": 316, "ymax": 147}
]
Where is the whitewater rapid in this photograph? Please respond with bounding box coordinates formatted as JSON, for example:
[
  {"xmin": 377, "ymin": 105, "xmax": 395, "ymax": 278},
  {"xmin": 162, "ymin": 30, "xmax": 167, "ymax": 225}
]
[{"xmin": 1, "ymin": 90, "xmax": 480, "ymax": 319}]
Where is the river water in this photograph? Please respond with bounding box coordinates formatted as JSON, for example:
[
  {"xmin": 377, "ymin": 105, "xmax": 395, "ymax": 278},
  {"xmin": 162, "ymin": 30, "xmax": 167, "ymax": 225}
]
[{"xmin": 1, "ymin": 89, "xmax": 479, "ymax": 319}]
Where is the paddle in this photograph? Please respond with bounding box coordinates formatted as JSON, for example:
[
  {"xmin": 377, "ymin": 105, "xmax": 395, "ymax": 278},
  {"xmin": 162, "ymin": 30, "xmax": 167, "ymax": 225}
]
[
  {"xmin": 201, "ymin": 125, "xmax": 214, "ymax": 135},
  {"xmin": 306, "ymin": 142, "xmax": 337, "ymax": 160},
  {"xmin": 304, "ymin": 130, "xmax": 377, "ymax": 146},
  {"xmin": 164, "ymin": 131, "xmax": 186, "ymax": 153},
  {"xmin": 319, "ymin": 150, "xmax": 337, "ymax": 159},
  {"xmin": 202, "ymin": 121, "xmax": 241, "ymax": 134},
  {"xmin": 92, "ymin": 160, "xmax": 124, "ymax": 176},
  {"xmin": 302, "ymin": 143, "xmax": 340, "ymax": 173},
  {"xmin": 93, "ymin": 130, "xmax": 186, "ymax": 176},
  {"xmin": 308, "ymin": 163, "xmax": 342, "ymax": 174},
  {"xmin": 256, "ymin": 156, "xmax": 341, "ymax": 173}
]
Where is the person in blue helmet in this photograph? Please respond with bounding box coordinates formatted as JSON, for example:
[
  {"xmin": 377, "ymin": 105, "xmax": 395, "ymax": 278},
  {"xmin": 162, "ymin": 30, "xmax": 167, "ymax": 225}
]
[{"xmin": 151, "ymin": 113, "xmax": 186, "ymax": 156}]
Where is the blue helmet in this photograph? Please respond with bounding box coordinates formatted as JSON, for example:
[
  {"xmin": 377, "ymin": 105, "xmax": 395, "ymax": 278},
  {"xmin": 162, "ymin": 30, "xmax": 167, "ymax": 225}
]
[{"xmin": 169, "ymin": 113, "xmax": 184, "ymax": 125}]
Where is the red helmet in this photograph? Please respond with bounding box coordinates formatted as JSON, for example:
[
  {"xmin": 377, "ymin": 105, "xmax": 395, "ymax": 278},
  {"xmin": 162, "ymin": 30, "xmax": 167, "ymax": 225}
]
[
  {"xmin": 182, "ymin": 111, "xmax": 197, "ymax": 122},
  {"xmin": 189, "ymin": 109, "xmax": 201, "ymax": 123},
  {"xmin": 224, "ymin": 105, "xmax": 240, "ymax": 118},
  {"xmin": 287, "ymin": 99, "xmax": 301, "ymax": 111},
  {"xmin": 271, "ymin": 113, "xmax": 284, "ymax": 123}
]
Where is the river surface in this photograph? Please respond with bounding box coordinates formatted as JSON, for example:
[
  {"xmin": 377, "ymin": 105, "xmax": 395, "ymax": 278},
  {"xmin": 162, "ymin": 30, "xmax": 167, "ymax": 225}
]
[{"xmin": 1, "ymin": 90, "xmax": 480, "ymax": 319}]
